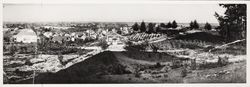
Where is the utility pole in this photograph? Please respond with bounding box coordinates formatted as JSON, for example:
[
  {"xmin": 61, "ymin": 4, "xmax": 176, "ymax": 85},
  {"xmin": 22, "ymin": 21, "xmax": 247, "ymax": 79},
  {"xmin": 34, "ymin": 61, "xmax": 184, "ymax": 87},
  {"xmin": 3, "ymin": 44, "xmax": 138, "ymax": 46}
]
[
  {"xmin": 32, "ymin": 27, "xmax": 38, "ymax": 84},
  {"xmin": 33, "ymin": 70, "xmax": 36, "ymax": 84}
]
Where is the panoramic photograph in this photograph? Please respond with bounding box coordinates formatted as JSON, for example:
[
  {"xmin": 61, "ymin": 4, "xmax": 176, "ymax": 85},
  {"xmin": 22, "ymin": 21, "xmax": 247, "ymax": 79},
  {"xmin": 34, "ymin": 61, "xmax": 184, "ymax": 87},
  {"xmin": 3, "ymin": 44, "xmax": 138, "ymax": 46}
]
[{"xmin": 2, "ymin": 3, "xmax": 246, "ymax": 84}]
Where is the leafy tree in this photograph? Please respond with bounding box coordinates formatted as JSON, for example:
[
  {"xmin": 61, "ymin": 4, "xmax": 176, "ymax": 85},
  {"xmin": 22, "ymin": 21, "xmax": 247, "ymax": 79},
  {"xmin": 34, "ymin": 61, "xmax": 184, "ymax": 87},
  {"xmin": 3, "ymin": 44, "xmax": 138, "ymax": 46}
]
[
  {"xmin": 204, "ymin": 22, "xmax": 212, "ymax": 30},
  {"xmin": 166, "ymin": 22, "xmax": 172, "ymax": 28},
  {"xmin": 172, "ymin": 20, "xmax": 178, "ymax": 28},
  {"xmin": 147, "ymin": 23, "xmax": 154, "ymax": 34},
  {"xmin": 140, "ymin": 21, "xmax": 146, "ymax": 32},
  {"xmin": 132, "ymin": 22, "xmax": 139, "ymax": 31},
  {"xmin": 215, "ymin": 4, "xmax": 246, "ymax": 42}
]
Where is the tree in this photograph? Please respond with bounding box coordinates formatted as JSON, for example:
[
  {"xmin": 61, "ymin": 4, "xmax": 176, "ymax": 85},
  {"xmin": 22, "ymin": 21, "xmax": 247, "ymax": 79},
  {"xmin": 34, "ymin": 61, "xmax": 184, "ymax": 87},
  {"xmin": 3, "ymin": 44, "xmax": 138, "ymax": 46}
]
[
  {"xmin": 166, "ymin": 22, "xmax": 172, "ymax": 28},
  {"xmin": 140, "ymin": 21, "xmax": 146, "ymax": 32},
  {"xmin": 204, "ymin": 22, "xmax": 212, "ymax": 30},
  {"xmin": 99, "ymin": 40, "xmax": 109, "ymax": 50},
  {"xmin": 152, "ymin": 45, "xmax": 159, "ymax": 53},
  {"xmin": 215, "ymin": 4, "xmax": 246, "ymax": 42},
  {"xmin": 147, "ymin": 23, "xmax": 154, "ymax": 34},
  {"xmin": 172, "ymin": 20, "xmax": 178, "ymax": 28},
  {"xmin": 160, "ymin": 23, "xmax": 166, "ymax": 28},
  {"xmin": 181, "ymin": 68, "xmax": 188, "ymax": 77},
  {"xmin": 9, "ymin": 43, "xmax": 16, "ymax": 56},
  {"xmin": 156, "ymin": 26, "xmax": 161, "ymax": 33},
  {"xmin": 124, "ymin": 43, "xmax": 146, "ymax": 52},
  {"xmin": 117, "ymin": 30, "xmax": 122, "ymax": 34},
  {"xmin": 132, "ymin": 22, "xmax": 139, "ymax": 32},
  {"xmin": 193, "ymin": 20, "xmax": 199, "ymax": 29},
  {"xmin": 190, "ymin": 21, "xmax": 194, "ymax": 29}
]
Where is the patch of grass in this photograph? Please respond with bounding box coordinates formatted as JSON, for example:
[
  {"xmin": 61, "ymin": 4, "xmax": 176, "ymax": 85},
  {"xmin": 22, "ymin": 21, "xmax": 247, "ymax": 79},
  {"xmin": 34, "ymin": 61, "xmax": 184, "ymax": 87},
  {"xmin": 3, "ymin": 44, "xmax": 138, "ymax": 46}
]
[
  {"xmin": 123, "ymin": 51, "xmax": 175, "ymax": 62},
  {"xmin": 211, "ymin": 46, "xmax": 246, "ymax": 55},
  {"xmin": 175, "ymin": 32, "xmax": 224, "ymax": 43},
  {"xmin": 185, "ymin": 61, "xmax": 246, "ymax": 83}
]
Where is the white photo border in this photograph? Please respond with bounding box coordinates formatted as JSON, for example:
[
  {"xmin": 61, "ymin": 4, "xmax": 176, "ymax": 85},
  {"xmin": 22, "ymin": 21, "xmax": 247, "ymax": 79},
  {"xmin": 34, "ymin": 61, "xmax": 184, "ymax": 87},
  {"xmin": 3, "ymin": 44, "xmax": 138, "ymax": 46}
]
[{"xmin": 0, "ymin": 0, "xmax": 249, "ymax": 87}]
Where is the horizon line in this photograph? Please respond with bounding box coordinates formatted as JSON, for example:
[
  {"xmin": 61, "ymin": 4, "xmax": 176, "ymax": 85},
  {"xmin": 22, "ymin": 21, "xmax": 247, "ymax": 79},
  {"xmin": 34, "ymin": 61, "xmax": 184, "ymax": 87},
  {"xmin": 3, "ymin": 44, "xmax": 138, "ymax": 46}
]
[{"xmin": 3, "ymin": 21, "xmax": 219, "ymax": 24}]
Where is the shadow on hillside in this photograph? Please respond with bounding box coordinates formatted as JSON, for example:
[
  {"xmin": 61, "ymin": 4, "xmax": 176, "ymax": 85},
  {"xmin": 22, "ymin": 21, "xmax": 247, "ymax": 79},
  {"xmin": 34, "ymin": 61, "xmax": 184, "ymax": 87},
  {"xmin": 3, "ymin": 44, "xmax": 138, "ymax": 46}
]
[
  {"xmin": 17, "ymin": 51, "xmax": 130, "ymax": 84},
  {"xmin": 175, "ymin": 32, "xmax": 224, "ymax": 43}
]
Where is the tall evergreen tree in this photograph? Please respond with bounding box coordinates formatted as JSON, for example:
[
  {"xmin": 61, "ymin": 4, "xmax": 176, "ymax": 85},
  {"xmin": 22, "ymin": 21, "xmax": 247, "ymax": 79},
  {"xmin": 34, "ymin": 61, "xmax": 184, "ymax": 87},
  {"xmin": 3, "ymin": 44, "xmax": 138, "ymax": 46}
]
[
  {"xmin": 190, "ymin": 21, "xmax": 194, "ymax": 29},
  {"xmin": 215, "ymin": 4, "xmax": 246, "ymax": 42},
  {"xmin": 132, "ymin": 22, "xmax": 139, "ymax": 31},
  {"xmin": 193, "ymin": 20, "xmax": 199, "ymax": 29},
  {"xmin": 172, "ymin": 20, "xmax": 178, "ymax": 28},
  {"xmin": 160, "ymin": 23, "xmax": 166, "ymax": 28},
  {"xmin": 147, "ymin": 23, "xmax": 154, "ymax": 34},
  {"xmin": 204, "ymin": 22, "xmax": 212, "ymax": 30},
  {"xmin": 140, "ymin": 21, "xmax": 146, "ymax": 32},
  {"xmin": 166, "ymin": 22, "xmax": 172, "ymax": 28}
]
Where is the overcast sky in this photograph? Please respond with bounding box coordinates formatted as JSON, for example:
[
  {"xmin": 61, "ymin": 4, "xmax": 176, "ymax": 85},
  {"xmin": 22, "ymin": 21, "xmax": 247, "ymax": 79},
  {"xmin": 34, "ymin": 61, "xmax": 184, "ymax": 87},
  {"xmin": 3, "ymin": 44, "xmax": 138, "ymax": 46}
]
[{"xmin": 3, "ymin": 3, "xmax": 226, "ymax": 23}]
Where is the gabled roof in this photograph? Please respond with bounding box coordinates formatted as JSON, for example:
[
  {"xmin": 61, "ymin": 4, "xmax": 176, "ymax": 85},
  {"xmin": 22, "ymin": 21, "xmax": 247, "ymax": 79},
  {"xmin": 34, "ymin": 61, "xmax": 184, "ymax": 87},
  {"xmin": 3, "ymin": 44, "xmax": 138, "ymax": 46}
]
[{"xmin": 106, "ymin": 32, "xmax": 122, "ymax": 37}]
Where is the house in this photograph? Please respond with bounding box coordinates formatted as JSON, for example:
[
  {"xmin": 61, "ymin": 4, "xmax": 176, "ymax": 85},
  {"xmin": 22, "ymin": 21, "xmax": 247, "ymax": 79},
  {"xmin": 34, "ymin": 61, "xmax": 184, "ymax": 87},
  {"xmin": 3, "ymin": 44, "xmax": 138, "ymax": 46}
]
[
  {"xmin": 80, "ymin": 35, "xmax": 87, "ymax": 40},
  {"xmin": 52, "ymin": 36, "xmax": 66, "ymax": 43},
  {"xmin": 120, "ymin": 27, "xmax": 130, "ymax": 35},
  {"xmin": 43, "ymin": 32, "xmax": 53, "ymax": 38},
  {"xmin": 13, "ymin": 29, "xmax": 38, "ymax": 43},
  {"xmin": 106, "ymin": 32, "xmax": 125, "ymax": 45}
]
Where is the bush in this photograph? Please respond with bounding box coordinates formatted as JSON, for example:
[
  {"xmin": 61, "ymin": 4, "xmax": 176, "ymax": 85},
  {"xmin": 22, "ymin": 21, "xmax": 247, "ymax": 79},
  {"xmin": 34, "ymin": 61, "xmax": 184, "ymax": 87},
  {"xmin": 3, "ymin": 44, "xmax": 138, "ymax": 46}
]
[
  {"xmin": 181, "ymin": 68, "xmax": 188, "ymax": 77},
  {"xmin": 24, "ymin": 59, "xmax": 33, "ymax": 66},
  {"xmin": 134, "ymin": 66, "xmax": 141, "ymax": 78},
  {"xmin": 155, "ymin": 62, "xmax": 161, "ymax": 68},
  {"xmin": 98, "ymin": 40, "xmax": 109, "ymax": 50},
  {"xmin": 217, "ymin": 56, "xmax": 229, "ymax": 67}
]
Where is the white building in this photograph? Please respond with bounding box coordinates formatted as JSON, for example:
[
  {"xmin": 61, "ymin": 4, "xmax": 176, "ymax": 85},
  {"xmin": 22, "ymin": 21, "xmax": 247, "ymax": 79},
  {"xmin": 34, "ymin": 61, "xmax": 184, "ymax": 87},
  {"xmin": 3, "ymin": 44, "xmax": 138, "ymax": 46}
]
[
  {"xmin": 106, "ymin": 32, "xmax": 125, "ymax": 45},
  {"xmin": 43, "ymin": 32, "xmax": 53, "ymax": 38},
  {"xmin": 13, "ymin": 29, "xmax": 38, "ymax": 43}
]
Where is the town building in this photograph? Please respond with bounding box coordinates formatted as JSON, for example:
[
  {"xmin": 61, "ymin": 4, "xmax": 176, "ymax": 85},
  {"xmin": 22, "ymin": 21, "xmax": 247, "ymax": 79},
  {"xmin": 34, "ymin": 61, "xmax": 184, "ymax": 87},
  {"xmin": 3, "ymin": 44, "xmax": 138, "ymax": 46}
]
[{"xmin": 13, "ymin": 29, "xmax": 38, "ymax": 43}]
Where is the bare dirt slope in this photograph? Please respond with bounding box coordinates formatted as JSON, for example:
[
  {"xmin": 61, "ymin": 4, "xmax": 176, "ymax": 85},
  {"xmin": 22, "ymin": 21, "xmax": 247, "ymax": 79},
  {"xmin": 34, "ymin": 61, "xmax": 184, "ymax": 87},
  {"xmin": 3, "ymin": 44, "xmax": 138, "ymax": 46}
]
[{"xmin": 17, "ymin": 51, "xmax": 129, "ymax": 83}]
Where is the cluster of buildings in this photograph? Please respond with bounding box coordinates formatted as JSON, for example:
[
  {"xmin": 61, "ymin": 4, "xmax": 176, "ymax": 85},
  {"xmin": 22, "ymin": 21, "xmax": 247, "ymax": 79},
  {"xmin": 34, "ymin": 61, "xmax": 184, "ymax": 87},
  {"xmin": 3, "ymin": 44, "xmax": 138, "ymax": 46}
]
[
  {"xmin": 4, "ymin": 23, "xmax": 134, "ymax": 48},
  {"xmin": 42, "ymin": 26, "xmax": 72, "ymax": 30},
  {"xmin": 39, "ymin": 25, "xmax": 132, "ymax": 44},
  {"xmin": 41, "ymin": 29, "xmax": 106, "ymax": 44}
]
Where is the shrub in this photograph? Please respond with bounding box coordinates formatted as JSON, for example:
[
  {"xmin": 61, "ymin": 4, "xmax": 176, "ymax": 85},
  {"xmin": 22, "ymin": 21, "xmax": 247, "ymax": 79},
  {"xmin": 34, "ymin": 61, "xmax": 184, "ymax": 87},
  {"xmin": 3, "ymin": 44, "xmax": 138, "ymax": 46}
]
[
  {"xmin": 181, "ymin": 68, "xmax": 188, "ymax": 77},
  {"xmin": 217, "ymin": 56, "xmax": 229, "ymax": 67},
  {"xmin": 24, "ymin": 59, "xmax": 33, "ymax": 66},
  {"xmin": 155, "ymin": 62, "xmax": 161, "ymax": 68},
  {"xmin": 98, "ymin": 40, "xmax": 109, "ymax": 50},
  {"xmin": 134, "ymin": 66, "xmax": 141, "ymax": 78}
]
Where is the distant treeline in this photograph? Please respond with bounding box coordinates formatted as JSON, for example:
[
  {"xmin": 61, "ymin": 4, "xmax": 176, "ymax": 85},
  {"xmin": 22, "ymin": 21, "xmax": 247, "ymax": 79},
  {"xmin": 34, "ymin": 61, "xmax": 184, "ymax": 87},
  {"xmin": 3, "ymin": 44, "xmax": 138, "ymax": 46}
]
[{"xmin": 131, "ymin": 20, "xmax": 214, "ymax": 34}]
